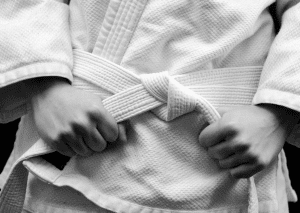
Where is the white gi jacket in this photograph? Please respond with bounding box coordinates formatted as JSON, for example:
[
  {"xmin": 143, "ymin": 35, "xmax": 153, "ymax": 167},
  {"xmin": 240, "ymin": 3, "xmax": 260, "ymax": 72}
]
[{"xmin": 1, "ymin": 0, "xmax": 300, "ymax": 212}]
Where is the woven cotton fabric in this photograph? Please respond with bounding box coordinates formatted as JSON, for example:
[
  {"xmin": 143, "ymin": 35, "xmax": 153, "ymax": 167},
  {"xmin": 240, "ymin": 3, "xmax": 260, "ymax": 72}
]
[{"xmin": 1, "ymin": 0, "xmax": 300, "ymax": 212}]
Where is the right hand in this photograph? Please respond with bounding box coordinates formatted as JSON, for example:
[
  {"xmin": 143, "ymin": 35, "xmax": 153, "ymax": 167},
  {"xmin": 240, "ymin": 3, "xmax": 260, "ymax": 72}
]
[{"xmin": 28, "ymin": 77, "xmax": 127, "ymax": 157}]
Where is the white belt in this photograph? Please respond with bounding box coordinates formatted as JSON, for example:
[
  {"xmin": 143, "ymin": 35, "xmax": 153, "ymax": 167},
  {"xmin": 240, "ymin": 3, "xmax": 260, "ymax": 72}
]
[{"xmin": 0, "ymin": 49, "xmax": 262, "ymax": 213}]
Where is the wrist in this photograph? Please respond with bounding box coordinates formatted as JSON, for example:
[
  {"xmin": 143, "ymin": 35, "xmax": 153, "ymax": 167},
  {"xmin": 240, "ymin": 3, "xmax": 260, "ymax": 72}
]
[
  {"xmin": 257, "ymin": 103, "xmax": 300, "ymax": 135},
  {"xmin": 21, "ymin": 77, "xmax": 71, "ymax": 103}
]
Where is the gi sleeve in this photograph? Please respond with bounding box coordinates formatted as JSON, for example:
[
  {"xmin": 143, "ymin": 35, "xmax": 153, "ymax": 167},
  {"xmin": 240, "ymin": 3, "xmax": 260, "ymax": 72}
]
[
  {"xmin": 0, "ymin": 0, "xmax": 73, "ymax": 123},
  {"xmin": 252, "ymin": 0, "xmax": 300, "ymax": 147}
]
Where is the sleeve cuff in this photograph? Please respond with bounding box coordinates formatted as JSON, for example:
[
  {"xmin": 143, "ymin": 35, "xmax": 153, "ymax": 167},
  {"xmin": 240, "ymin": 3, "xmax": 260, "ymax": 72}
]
[
  {"xmin": 0, "ymin": 62, "xmax": 73, "ymax": 87},
  {"xmin": 0, "ymin": 62, "xmax": 73, "ymax": 123},
  {"xmin": 252, "ymin": 88, "xmax": 300, "ymax": 148}
]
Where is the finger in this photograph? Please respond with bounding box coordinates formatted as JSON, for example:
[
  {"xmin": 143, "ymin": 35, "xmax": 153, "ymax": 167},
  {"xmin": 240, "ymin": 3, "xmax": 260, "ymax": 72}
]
[
  {"xmin": 218, "ymin": 153, "xmax": 254, "ymax": 169},
  {"xmin": 91, "ymin": 108, "xmax": 119, "ymax": 142},
  {"xmin": 52, "ymin": 140, "xmax": 76, "ymax": 157},
  {"xmin": 229, "ymin": 163, "xmax": 264, "ymax": 179},
  {"xmin": 116, "ymin": 123, "xmax": 127, "ymax": 143},
  {"xmin": 208, "ymin": 140, "xmax": 249, "ymax": 160},
  {"xmin": 63, "ymin": 134, "xmax": 92, "ymax": 157},
  {"xmin": 199, "ymin": 121, "xmax": 227, "ymax": 148},
  {"xmin": 83, "ymin": 128, "xmax": 107, "ymax": 152},
  {"xmin": 70, "ymin": 121, "xmax": 96, "ymax": 156},
  {"xmin": 207, "ymin": 140, "xmax": 235, "ymax": 160}
]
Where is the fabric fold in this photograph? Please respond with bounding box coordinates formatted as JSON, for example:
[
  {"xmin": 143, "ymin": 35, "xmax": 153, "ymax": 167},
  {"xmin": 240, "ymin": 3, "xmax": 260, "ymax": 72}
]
[{"xmin": 1, "ymin": 50, "xmax": 267, "ymax": 212}]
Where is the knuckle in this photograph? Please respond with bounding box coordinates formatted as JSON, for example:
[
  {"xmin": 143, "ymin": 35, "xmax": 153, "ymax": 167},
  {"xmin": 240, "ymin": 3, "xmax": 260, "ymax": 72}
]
[
  {"xmin": 50, "ymin": 133, "xmax": 64, "ymax": 144},
  {"xmin": 234, "ymin": 140, "xmax": 250, "ymax": 153},
  {"xmin": 72, "ymin": 116, "xmax": 90, "ymax": 128},
  {"xmin": 71, "ymin": 119, "xmax": 91, "ymax": 135},
  {"xmin": 247, "ymin": 150, "xmax": 258, "ymax": 160},
  {"xmin": 230, "ymin": 135, "xmax": 249, "ymax": 149},
  {"xmin": 247, "ymin": 151, "xmax": 267, "ymax": 168},
  {"xmin": 60, "ymin": 128, "xmax": 74, "ymax": 137},
  {"xmin": 88, "ymin": 104, "xmax": 103, "ymax": 117},
  {"xmin": 58, "ymin": 129, "xmax": 77, "ymax": 142},
  {"xmin": 254, "ymin": 158, "xmax": 268, "ymax": 170},
  {"xmin": 222, "ymin": 120, "xmax": 239, "ymax": 135}
]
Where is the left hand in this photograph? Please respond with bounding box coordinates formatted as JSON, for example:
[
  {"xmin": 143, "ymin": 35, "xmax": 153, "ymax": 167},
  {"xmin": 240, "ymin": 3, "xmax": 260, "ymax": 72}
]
[{"xmin": 199, "ymin": 104, "xmax": 298, "ymax": 179}]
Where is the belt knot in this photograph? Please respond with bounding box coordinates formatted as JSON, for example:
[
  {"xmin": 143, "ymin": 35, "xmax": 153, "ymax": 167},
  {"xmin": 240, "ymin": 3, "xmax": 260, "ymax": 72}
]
[{"xmin": 141, "ymin": 72, "xmax": 200, "ymax": 121}]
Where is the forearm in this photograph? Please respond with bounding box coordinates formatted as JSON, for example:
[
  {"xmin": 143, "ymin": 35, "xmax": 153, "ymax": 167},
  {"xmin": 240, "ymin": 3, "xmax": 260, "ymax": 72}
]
[
  {"xmin": 0, "ymin": 0, "xmax": 72, "ymax": 123},
  {"xmin": 256, "ymin": 103, "xmax": 300, "ymax": 138},
  {"xmin": 0, "ymin": 77, "xmax": 70, "ymax": 115},
  {"xmin": 22, "ymin": 77, "xmax": 71, "ymax": 101},
  {"xmin": 0, "ymin": 81, "xmax": 27, "ymax": 111}
]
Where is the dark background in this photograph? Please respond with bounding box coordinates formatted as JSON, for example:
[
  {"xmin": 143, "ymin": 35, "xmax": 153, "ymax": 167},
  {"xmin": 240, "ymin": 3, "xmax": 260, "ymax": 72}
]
[{"xmin": 1, "ymin": 119, "xmax": 299, "ymax": 212}]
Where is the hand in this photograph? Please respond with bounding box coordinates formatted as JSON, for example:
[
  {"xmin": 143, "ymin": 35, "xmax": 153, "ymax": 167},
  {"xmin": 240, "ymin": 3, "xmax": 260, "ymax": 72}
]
[
  {"xmin": 27, "ymin": 77, "xmax": 127, "ymax": 157},
  {"xmin": 199, "ymin": 104, "xmax": 298, "ymax": 179}
]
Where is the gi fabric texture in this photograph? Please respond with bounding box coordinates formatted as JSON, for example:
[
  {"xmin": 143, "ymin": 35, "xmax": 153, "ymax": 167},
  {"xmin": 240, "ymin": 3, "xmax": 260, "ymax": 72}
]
[{"xmin": 1, "ymin": 0, "xmax": 300, "ymax": 212}]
